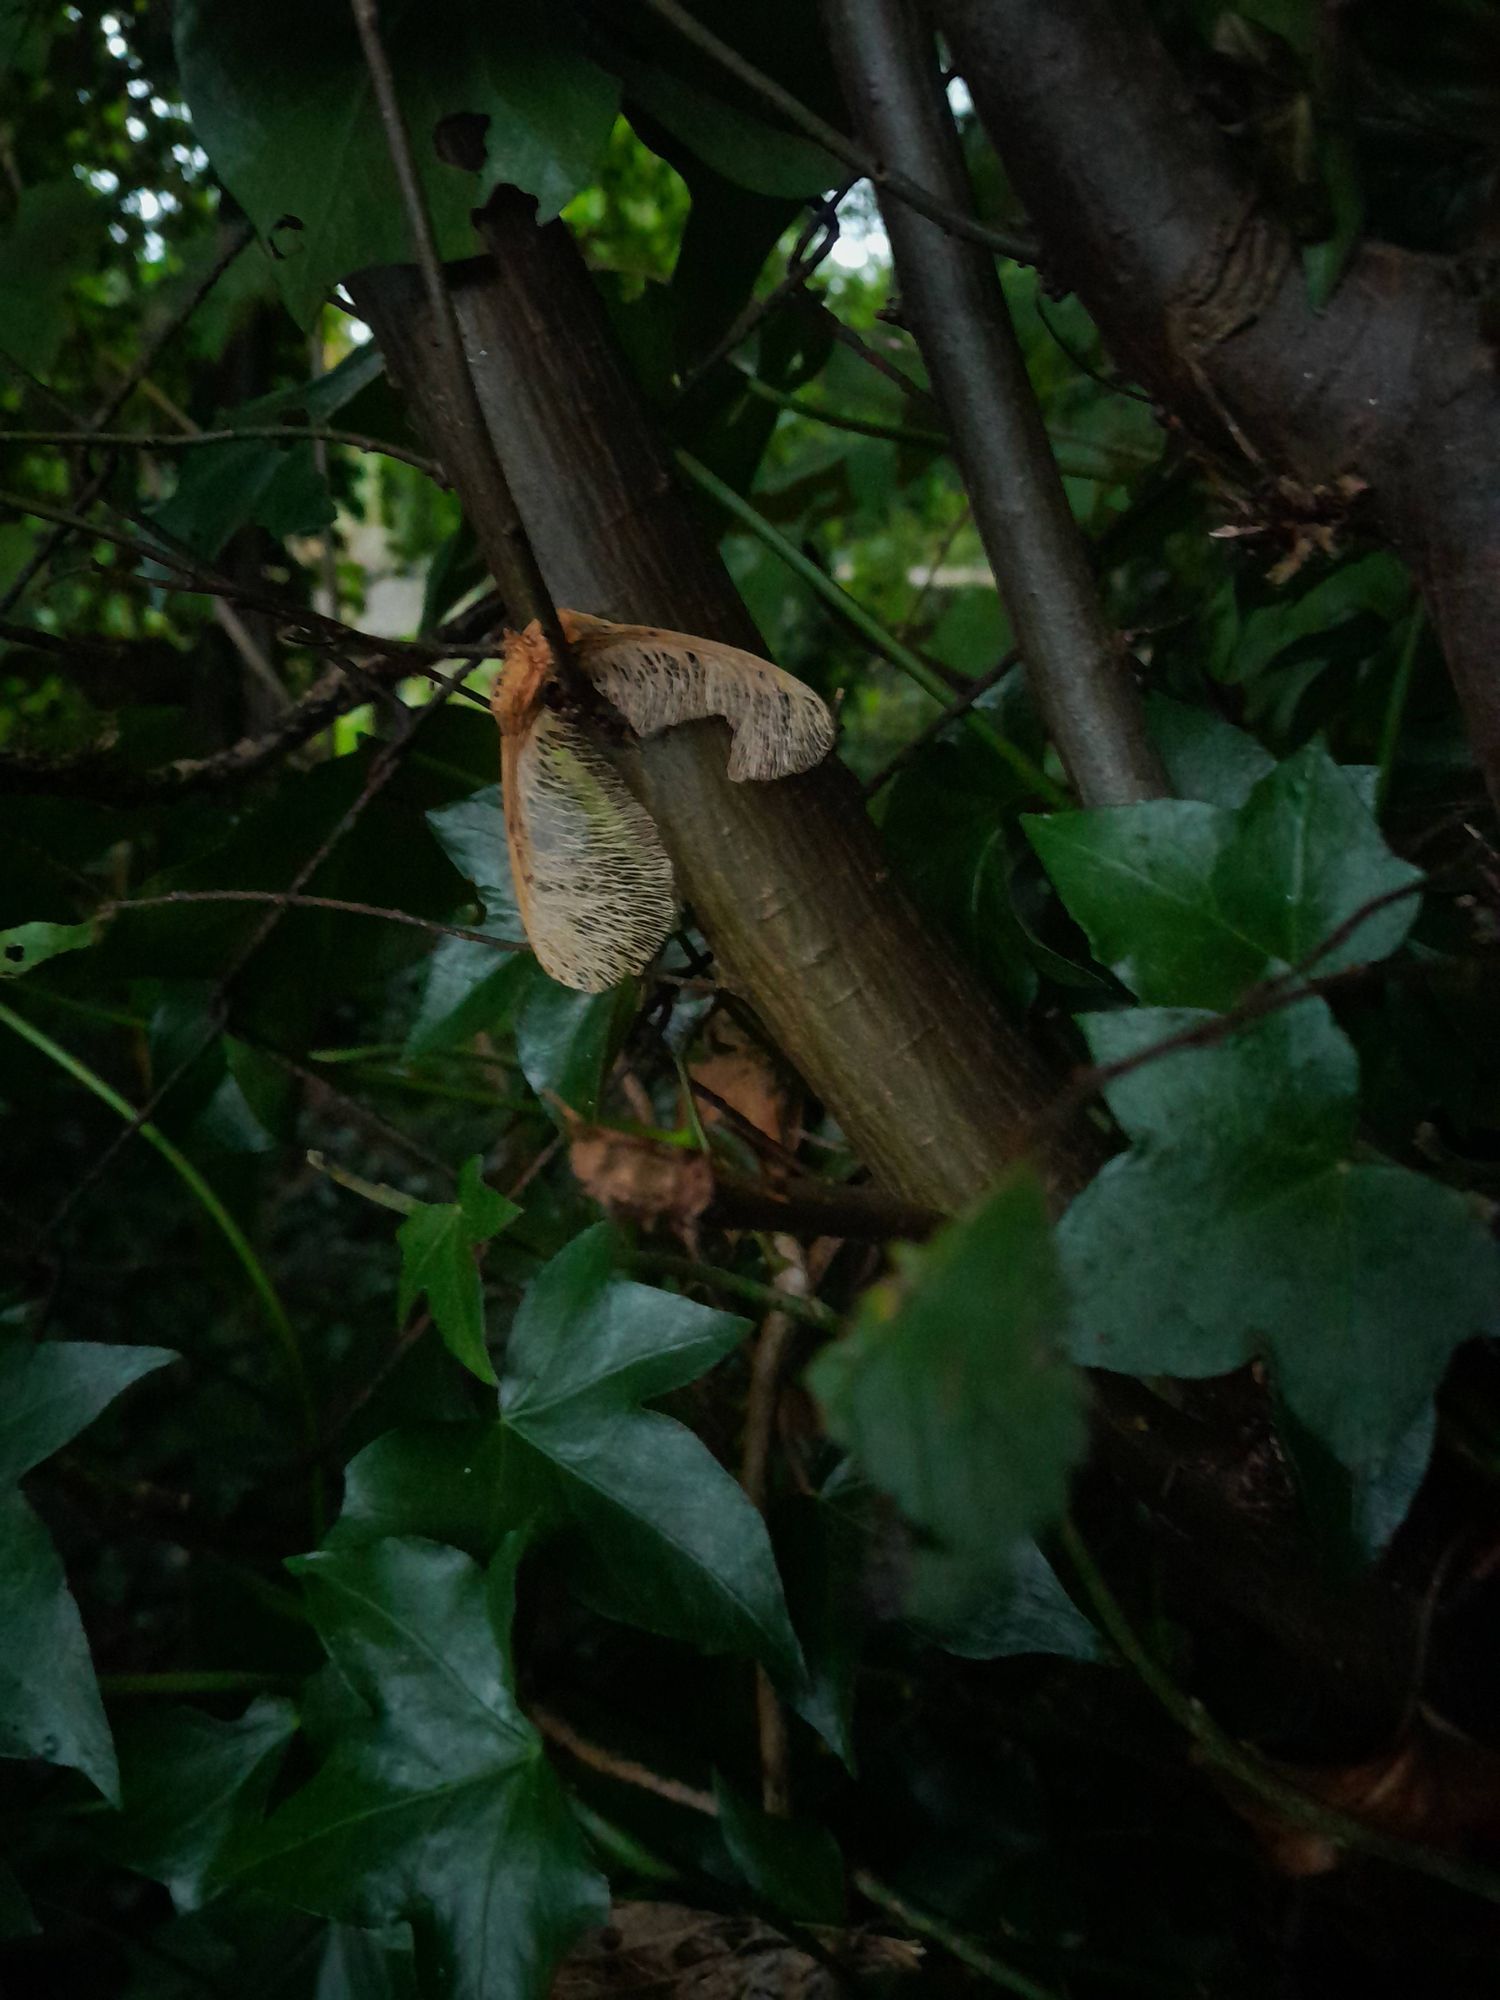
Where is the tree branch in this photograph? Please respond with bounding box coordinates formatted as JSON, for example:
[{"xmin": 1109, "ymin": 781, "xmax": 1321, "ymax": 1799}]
[
  {"xmin": 639, "ymin": 0, "xmax": 1038, "ymax": 267},
  {"xmin": 823, "ymin": 0, "xmax": 1166, "ymax": 807},
  {"xmin": 349, "ymin": 192, "xmax": 1095, "ymax": 1213},
  {"xmin": 0, "ymin": 424, "xmax": 442, "ymax": 478},
  {"xmin": 934, "ymin": 0, "xmax": 1500, "ymax": 814}
]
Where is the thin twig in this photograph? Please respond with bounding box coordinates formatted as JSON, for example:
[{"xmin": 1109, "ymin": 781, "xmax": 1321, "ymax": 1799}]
[
  {"xmin": 348, "ymin": 0, "xmax": 567, "ymax": 659},
  {"xmin": 0, "ymin": 424, "xmax": 443, "ymax": 478},
  {"xmin": 675, "ymin": 449, "xmax": 1066, "ymax": 804},
  {"xmin": 103, "ymin": 889, "xmax": 531, "ymax": 956},
  {"xmin": 863, "ymin": 646, "xmax": 1020, "ymax": 798},
  {"xmin": 631, "ymin": 1250, "xmax": 837, "ymax": 1332},
  {"xmin": 852, "ymin": 1873, "xmax": 1064, "ymax": 2000},
  {"xmin": 0, "ymin": 219, "xmax": 254, "ymax": 615},
  {"xmin": 640, "ymin": 0, "xmax": 1038, "ymax": 266},
  {"xmin": 531, "ymin": 1705, "xmax": 718, "ymax": 1815},
  {"xmin": 677, "ymin": 187, "xmax": 853, "ymax": 396},
  {"xmin": 1027, "ymin": 874, "xmax": 1433, "ymax": 1155}
]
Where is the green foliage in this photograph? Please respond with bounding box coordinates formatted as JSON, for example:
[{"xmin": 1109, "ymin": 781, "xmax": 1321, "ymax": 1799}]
[
  {"xmin": 499, "ymin": 1227, "xmax": 802, "ymax": 1680},
  {"xmin": 1062, "ymin": 1003, "xmax": 1499, "ymax": 1468},
  {"xmin": 220, "ymin": 1538, "xmax": 607, "ymax": 2000},
  {"xmin": 175, "ymin": 0, "xmax": 619, "ymax": 324},
  {"xmin": 4, "ymin": 4, "xmax": 1500, "ymax": 1992},
  {"xmin": 808, "ymin": 1174, "xmax": 1085, "ymax": 1622},
  {"xmin": 0, "ymin": 1336, "xmax": 176, "ymax": 1803},
  {"xmin": 1025, "ymin": 741, "xmax": 1422, "ymax": 1007},
  {"xmin": 395, "ymin": 1157, "xmax": 520, "ymax": 1383}
]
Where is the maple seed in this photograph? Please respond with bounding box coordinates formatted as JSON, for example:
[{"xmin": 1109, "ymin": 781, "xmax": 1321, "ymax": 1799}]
[{"xmin": 493, "ymin": 613, "xmax": 835, "ymax": 992}]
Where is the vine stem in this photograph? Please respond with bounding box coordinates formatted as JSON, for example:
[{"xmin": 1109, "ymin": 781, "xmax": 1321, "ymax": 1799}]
[
  {"xmin": 0, "ymin": 1000, "xmax": 324, "ymax": 1534},
  {"xmin": 1058, "ymin": 1517, "xmax": 1500, "ymax": 1907},
  {"xmin": 629, "ymin": 1251, "xmax": 837, "ymax": 1332},
  {"xmin": 852, "ymin": 1873, "xmax": 1065, "ymax": 2000}
]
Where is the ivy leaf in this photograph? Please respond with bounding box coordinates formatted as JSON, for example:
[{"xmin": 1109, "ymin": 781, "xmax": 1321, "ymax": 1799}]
[
  {"xmin": 1024, "ymin": 801, "xmax": 1265, "ymax": 1008},
  {"xmin": 1144, "ymin": 693, "xmax": 1274, "ymax": 809},
  {"xmin": 807, "ymin": 1173, "xmax": 1086, "ymax": 1623},
  {"xmin": 0, "ymin": 920, "xmax": 100, "ymax": 982},
  {"xmin": 1212, "ymin": 743, "xmax": 1422, "ymax": 975},
  {"xmin": 1062, "ymin": 1005, "xmax": 1499, "ymax": 1469},
  {"xmin": 923, "ymin": 1541, "xmax": 1102, "ymax": 1664},
  {"xmin": 0, "ymin": 1490, "xmax": 120, "ymax": 1803},
  {"xmin": 515, "ymin": 973, "xmax": 638, "ymax": 1124},
  {"xmin": 1026, "ymin": 741, "xmax": 1423, "ymax": 1007},
  {"xmin": 220, "ymin": 1538, "xmax": 606, "ymax": 2000},
  {"xmin": 713, "ymin": 1776, "xmax": 844, "ymax": 1924},
  {"xmin": 331, "ymin": 1423, "xmax": 510, "ymax": 1559},
  {"xmin": 97, "ymin": 1699, "xmax": 298, "ymax": 1910},
  {"xmin": 500, "ymin": 1227, "xmax": 802, "ymax": 1680},
  {"xmin": 175, "ymin": 0, "xmax": 619, "ymax": 325},
  {"xmin": 409, "ymin": 787, "xmax": 530, "ymax": 1056},
  {"xmin": 0, "ymin": 1334, "xmax": 176, "ymax": 1483},
  {"xmin": 396, "ymin": 1159, "xmax": 520, "ymax": 1384}
]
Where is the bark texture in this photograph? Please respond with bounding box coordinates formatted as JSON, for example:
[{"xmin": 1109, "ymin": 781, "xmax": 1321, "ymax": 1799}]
[
  {"xmin": 824, "ymin": 0, "xmax": 1166, "ymax": 806},
  {"xmin": 936, "ymin": 0, "xmax": 1500, "ymax": 808}
]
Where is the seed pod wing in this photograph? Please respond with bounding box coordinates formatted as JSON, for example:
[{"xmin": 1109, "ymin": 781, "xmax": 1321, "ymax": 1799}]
[{"xmin": 561, "ymin": 610, "xmax": 835, "ymax": 782}]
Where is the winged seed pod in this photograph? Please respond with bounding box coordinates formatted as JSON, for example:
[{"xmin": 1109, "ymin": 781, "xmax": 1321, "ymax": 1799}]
[
  {"xmin": 493, "ymin": 615, "xmax": 834, "ymax": 992},
  {"xmin": 559, "ymin": 609, "xmax": 837, "ymax": 783}
]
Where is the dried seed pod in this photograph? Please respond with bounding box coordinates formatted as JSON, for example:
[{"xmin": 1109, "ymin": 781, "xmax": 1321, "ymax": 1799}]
[
  {"xmin": 493, "ymin": 623, "xmax": 677, "ymax": 994},
  {"xmin": 559, "ymin": 609, "xmax": 835, "ymax": 782}
]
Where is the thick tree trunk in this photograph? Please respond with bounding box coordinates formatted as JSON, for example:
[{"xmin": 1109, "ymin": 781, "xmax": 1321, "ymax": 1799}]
[{"xmin": 935, "ymin": 0, "xmax": 1500, "ymax": 810}]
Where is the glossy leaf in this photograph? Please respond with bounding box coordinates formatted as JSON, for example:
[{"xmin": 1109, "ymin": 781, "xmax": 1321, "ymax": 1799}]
[
  {"xmin": 924, "ymin": 1541, "xmax": 1102, "ymax": 1664},
  {"xmin": 175, "ymin": 0, "xmax": 619, "ymax": 324},
  {"xmin": 221, "ymin": 1538, "xmax": 607, "ymax": 2000},
  {"xmin": 396, "ymin": 1158, "xmax": 520, "ymax": 1383},
  {"xmin": 0, "ymin": 1333, "xmax": 176, "ymax": 1483},
  {"xmin": 807, "ymin": 1173, "xmax": 1086, "ymax": 1621},
  {"xmin": 714, "ymin": 1775, "xmax": 844, "ymax": 1924},
  {"xmin": 1025, "ymin": 800, "xmax": 1264, "ymax": 1008},
  {"xmin": 0, "ymin": 1490, "xmax": 119, "ymax": 1802},
  {"xmin": 1062, "ymin": 1005, "xmax": 1499, "ymax": 1468},
  {"xmin": 98, "ymin": 1699, "xmax": 298, "ymax": 1909},
  {"xmin": 1026, "ymin": 741, "xmax": 1423, "ymax": 1007},
  {"xmin": 500, "ymin": 1227, "xmax": 802, "ymax": 1679},
  {"xmin": 330, "ymin": 1423, "xmax": 511, "ymax": 1560},
  {"xmin": 410, "ymin": 787, "xmax": 530, "ymax": 1057},
  {"xmin": 515, "ymin": 973, "xmax": 639, "ymax": 1124},
  {"xmin": 1213, "ymin": 742, "xmax": 1422, "ymax": 975}
]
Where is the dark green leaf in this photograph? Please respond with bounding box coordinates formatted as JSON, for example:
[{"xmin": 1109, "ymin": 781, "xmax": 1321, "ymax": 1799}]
[
  {"xmin": 0, "ymin": 180, "xmax": 97, "ymax": 372},
  {"xmin": 807, "ymin": 1173, "xmax": 1086, "ymax": 1621},
  {"xmin": 1025, "ymin": 801, "xmax": 1265, "ymax": 1007},
  {"xmin": 1144, "ymin": 694, "xmax": 1274, "ymax": 808},
  {"xmin": 396, "ymin": 1158, "xmax": 520, "ymax": 1383},
  {"xmin": 1213, "ymin": 743, "xmax": 1422, "ymax": 975},
  {"xmin": 222, "ymin": 1538, "xmax": 607, "ymax": 2000},
  {"xmin": 1062, "ymin": 1005, "xmax": 1499, "ymax": 1468},
  {"xmin": 0, "ymin": 1489, "xmax": 118, "ymax": 1802},
  {"xmin": 501, "ymin": 1227, "xmax": 801, "ymax": 1678},
  {"xmin": 713, "ymin": 1775, "xmax": 844, "ymax": 1924},
  {"xmin": 331, "ymin": 1423, "xmax": 511, "ymax": 1559},
  {"xmin": 623, "ymin": 64, "xmax": 837, "ymax": 198},
  {"xmin": 515, "ymin": 973, "xmax": 638, "ymax": 1124},
  {"xmin": 409, "ymin": 788, "xmax": 530, "ymax": 1057},
  {"xmin": 175, "ymin": 0, "xmax": 619, "ymax": 324},
  {"xmin": 98, "ymin": 1699, "xmax": 298, "ymax": 1909},
  {"xmin": 0, "ymin": 1333, "xmax": 176, "ymax": 1485},
  {"xmin": 923, "ymin": 1541, "xmax": 1102, "ymax": 1664}
]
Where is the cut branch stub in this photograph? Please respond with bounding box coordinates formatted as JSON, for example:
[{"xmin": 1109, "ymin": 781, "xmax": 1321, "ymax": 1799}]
[{"xmin": 494, "ymin": 613, "xmax": 835, "ymax": 990}]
